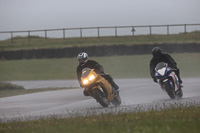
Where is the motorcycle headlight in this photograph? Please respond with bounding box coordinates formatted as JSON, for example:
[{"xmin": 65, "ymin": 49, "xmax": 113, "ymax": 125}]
[
  {"xmin": 89, "ymin": 75, "xmax": 95, "ymax": 81},
  {"xmin": 83, "ymin": 79, "xmax": 89, "ymax": 85}
]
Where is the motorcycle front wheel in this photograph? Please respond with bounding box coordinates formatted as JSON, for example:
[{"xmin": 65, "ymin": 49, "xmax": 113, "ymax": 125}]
[
  {"xmin": 164, "ymin": 81, "xmax": 176, "ymax": 99},
  {"xmin": 93, "ymin": 88, "xmax": 109, "ymax": 107}
]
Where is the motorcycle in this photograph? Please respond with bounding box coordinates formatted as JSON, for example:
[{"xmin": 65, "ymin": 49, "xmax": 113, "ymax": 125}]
[
  {"xmin": 81, "ymin": 68, "xmax": 121, "ymax": 107},
  {"xmin": 155, "ymin": 62, "xmax": 183, "ymax": 99}
]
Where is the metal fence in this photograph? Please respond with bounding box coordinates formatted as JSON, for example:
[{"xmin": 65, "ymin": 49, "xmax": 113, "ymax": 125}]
[{"xmin": 0, "ymin": 23, "xmax": 200, "ymax": 42}]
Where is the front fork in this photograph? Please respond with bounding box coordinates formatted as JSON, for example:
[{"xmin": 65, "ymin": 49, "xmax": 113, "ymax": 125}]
[
  {"xmin": 169, "ymin": 71, "xmax": 180, "ymax": 92},
  {"xmin": 158, "ymin": 81, "xmax": 165, "ymax": 91}
]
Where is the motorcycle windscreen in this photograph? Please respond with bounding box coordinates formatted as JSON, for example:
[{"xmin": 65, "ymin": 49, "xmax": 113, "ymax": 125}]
[
  {"xmin": 82, "ymin": 68, "xmax": 91, "ymax": 78},
  {"xmin": 155, "ymin": 62, "xmax": 167, "ymax": 71},
  {"xmin": 155, "ymin": 62, "xmax": 168, "ymax": 79}
]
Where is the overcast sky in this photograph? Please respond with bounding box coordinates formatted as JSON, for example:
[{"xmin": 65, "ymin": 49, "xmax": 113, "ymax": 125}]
[{"xmin": 0, "ymin": 0, "xmax": 200, "ymax": 31}]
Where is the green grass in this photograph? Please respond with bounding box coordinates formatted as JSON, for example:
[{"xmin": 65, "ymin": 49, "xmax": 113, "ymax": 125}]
[
  {"xmin": 0, "ymin": 53, "xmax": 200, "ymax": 81},
  {"xmin": 0, "ymin": 105, "xmax": 199, "ymax": 133},
  {"xmin": 0, "ymin": 82, "xmax": 24, "ymax": 90},
  {"xmin": 0, "ymin": 81, "xmax": 78, "ymax": 98},
  {"xmin": 0, "ymin": 32, "xmax": 200, "ymax": 50}
]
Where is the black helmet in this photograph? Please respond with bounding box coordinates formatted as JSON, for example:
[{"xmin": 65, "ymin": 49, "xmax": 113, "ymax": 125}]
[
  {"xmin": 77, "ymin": 52, "xmax": 88, "ymax": 65},
  {"xmin": 152, "ymin": 47, "xmax": 162, "ymax": 55}
]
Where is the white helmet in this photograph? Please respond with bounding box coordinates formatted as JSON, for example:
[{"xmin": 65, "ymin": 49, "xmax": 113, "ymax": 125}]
[{"xmin": 77, "ymin": 52, "xmax": 88, "ymax": 65}]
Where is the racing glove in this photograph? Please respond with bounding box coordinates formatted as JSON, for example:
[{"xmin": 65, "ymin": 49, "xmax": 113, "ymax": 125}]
[{"xmin": 153, "ymin": 78, "xmax": 158, "ymax": 83}]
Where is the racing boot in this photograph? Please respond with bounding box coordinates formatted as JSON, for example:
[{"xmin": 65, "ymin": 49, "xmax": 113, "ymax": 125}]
[
  {"xmin": 102, "ymin": 74, "xmax": 119, "ymax": 90},
  {"xmin": 111, "ymin": 81, "xmax": 119, "ymax": 91},
  {"xmin": 179, "ymin": 82, "xmax": 183, "ymax": 89},
  {"xmin": 178, "ymin": 76, "xmax": 183, "ymax": 84},
  {"xmin": 177, "ymin": 76, "xmax": 183, "ymax": 88},
  {"xmin": 174, "ymin": 68, "xmax": 183, "ymax": 84},
  {"xmin": 111, "ymin": 83, "xmax": 119, "ymax": 97}
]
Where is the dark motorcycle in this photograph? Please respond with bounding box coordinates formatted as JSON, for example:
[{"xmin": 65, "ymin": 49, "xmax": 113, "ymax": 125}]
[{"xmin": 155, "ymin": 62, "xmax": 183, "ymax": 99}]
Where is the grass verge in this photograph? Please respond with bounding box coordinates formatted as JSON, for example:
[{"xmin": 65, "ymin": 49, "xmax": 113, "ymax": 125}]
[
  {"xmin": 0, "ymin": 105, "xmax": 199, "ymax": 133},
  {"xmin": 0, "ymin": 82, "xmax": 24, "ymax": 90},
  {"xmin": 0, "ymin": 82, "xmax": 77, "ymax": 98},
  {"xmin": 0, "ymin": 32, "xmax": 200, "ymax": 50}
]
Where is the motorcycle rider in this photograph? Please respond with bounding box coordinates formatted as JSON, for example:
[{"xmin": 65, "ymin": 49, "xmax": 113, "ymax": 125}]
[
  {"xmin": 76, "ymin": 52, "xmax": 119, "ymax": 96},
  {"xmin": 150, "ymin": 47, "xmax": 183, "ymax": 84}
]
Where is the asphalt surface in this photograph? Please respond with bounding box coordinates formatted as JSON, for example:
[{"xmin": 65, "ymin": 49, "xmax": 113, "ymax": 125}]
[{"xmin": 0, "ymin": 78, "xmax": 200, "ymax": 122}]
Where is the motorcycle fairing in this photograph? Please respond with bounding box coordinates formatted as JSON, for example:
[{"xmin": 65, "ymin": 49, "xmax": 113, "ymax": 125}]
[
  {"xmin": 154, "ymin": 62, "xmax": 183, "ymax": 99},
  {"xmin": 81, "ymin": 68, "xmax": 114, "ymax": 102},
  {"xmin": 157, "ymin": 69, "xmax": 179, "ymax": 92},
  {"xmin": 169, "ymin": 72, "xmax": 180, "ymax": 92},
  {"xmin": 155, "ymin": 62, "xmax": 179, "ymax": 92},
  {"xmin": 155, "ymin": 62, "xmax": 172, "ymax": 80}
]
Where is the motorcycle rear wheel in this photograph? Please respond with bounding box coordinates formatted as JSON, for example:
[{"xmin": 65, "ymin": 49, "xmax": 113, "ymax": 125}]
[
  {"xmin": 111, "ymin": 91, "xmax": 121, "ymax": 106},
  {"xmin": 176, "ymin": 88, "xmax": 183, "ymax": 99},
  {"xmin": 164, "ymin": 81, "xmax": 176, "ymax": 99},
  {"xmin": 93, "ymin": 88, "xmax": 109, "ymax": 107}
]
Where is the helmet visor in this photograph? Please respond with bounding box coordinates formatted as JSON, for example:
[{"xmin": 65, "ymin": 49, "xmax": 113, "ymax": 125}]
[{"xmin": 78, "ymin": 59, "xmax": 85, "ymax": 65}]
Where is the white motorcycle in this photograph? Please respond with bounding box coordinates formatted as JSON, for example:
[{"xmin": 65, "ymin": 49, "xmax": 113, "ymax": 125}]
[{"xmin": 155, "ymin": 62, "xmax": 183, "ymax": 99}]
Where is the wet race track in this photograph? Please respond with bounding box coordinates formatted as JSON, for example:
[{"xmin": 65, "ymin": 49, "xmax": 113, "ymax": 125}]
[{"xmin": 0, "ymin": 78, "xmax": 200, "ymax": 122}]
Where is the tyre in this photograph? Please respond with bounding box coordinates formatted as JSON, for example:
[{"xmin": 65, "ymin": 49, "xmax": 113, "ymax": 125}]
[
  {"xmin": 93, "ymin": 88, "xmax": 109, "ymax": 107},
  {"xmin": 111, "ymin": 91, "xmax": 121, "ymax": 106},
  {"xmin": 176, "ymin": 88, "xmax": 183, "ymax": 99},
  {"xmin": 164, "ymin": 81, "xmax": 175, "ymax": 99}
]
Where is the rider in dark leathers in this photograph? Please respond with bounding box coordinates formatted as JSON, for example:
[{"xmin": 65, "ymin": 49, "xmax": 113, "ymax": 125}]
[
  {"xmin": 76, "ymin": 52, "xmax": 119, "ymax": 96},
  {"xmin": 150, "ymin": 47, "xmax": 183, "ymax": 84}
]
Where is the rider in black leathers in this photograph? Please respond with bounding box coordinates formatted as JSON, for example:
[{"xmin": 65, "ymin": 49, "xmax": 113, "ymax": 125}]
[
  {"xmin": 150, "ymin": 47, "xmax": 183, "ymax": 84},
  {"xmin": 76, "ymin": 52, "xmax": 119, "ymax": 96}
]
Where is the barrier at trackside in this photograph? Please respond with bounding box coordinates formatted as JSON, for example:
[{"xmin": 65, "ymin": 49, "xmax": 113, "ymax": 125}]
[{"xmin": 0, "ymin": 43, "xmax": 200, "ymax": 60}]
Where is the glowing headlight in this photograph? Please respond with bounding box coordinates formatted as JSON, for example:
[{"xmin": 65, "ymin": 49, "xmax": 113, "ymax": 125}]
[
  {"xmin": 83, "ymin": 79, "xmax": 89, "ymax": 85},
  {"xmin": 89, "ymin": 75, "xmax": 95, "ymax": 81}
]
